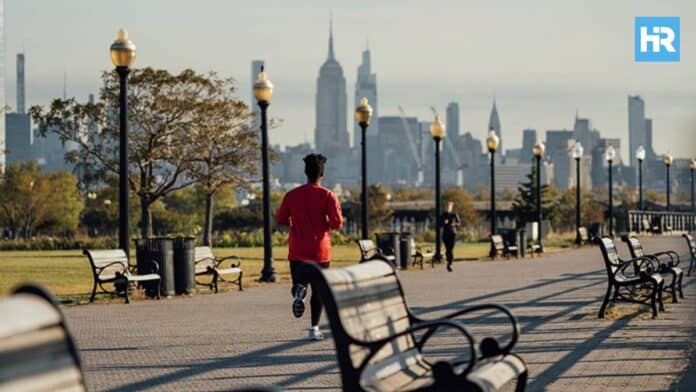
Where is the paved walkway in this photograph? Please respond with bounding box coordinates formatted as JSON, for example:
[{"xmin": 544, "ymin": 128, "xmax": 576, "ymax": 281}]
[{"xmin": 65, "ymin": 236, "xmax": 696, "ymax": 391}]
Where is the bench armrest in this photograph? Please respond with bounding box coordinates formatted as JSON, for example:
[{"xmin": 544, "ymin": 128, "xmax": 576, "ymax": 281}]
[
  {"xmin": 615, "ymin": 256, "xmax": 656, "ymax": 280},
  {"xmin": 356, "ymin": 319, "xmax": 477, "ymax": 377},
  {"xmin": 134, "ymin": 259, "xmax": 160, "ymax": 275},
  {"xmin": 216, "ymin": 255, "xmax": 242, "ymax": 269},
  {"xmin": 95, "ymin": 261, "xmax": 128, "ymax": 277},
  {"xmin": 413, "ymin": 304, "xmax": 520, "ymax": 357},
  {"xmin": 377, "ymin": 247, "xmax": 394, "ymax": 256},
  {"xmin": 195, "ymin": 257, "xmax": 217, "ymax": 271},
  {"xmin": 650, "ymin": 250, "xmax": 679, "ymax": 267}
]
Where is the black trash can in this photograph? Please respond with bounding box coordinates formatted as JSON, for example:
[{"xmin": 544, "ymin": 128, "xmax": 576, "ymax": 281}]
[
  {"xmin": 375, "ymin": 232, "xmax": 400, "ymax": 267},
  {"xmin": 173, "ymin": 237, "xmax": 196, "ymax": 295},
  {"xmin": 399, "ymin": 232, "xmax": 414, "ymax": 269},
  {"xmin": 135, "ymin": 237, "xmax": 175, "ymax": 297}
]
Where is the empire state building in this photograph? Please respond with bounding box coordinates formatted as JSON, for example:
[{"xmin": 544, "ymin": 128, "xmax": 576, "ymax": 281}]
[{"xmin": 314, "ymin": 19, "xmax": 349, "ymax": 154}]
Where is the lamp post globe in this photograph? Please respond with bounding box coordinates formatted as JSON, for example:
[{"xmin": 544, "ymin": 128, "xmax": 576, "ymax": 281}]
[
  {"xmin": 110, "ymin": 28, "xmax": 135, "ymax": 258},
  {"xmin": 572, "ymin": 141, "xmax": 583, "ymax": 244},
  {"xmin": 533, "ymin": 141, "xmax": 545, "ymax": 252},
  {"xmin": 355, "ymin": 97, "xmax": 372, "ymax": 240},
  {"xmin": 487, "ymin": 130, "xmax": 499, "ymax": 256},
  {"xmin": 254, "ymin": 66, "xmax": 276, "ymax": 283},
  {"xmin": 430, "ymin": 113, "xmax": 445, "ymax": 262},
  {"xmin": 636, "ymin": 145, "xmax": 646, "ymax": 212},
  {"xmin": 664, "ymin": 152, "xmax": 673, "ymax": 212},
  {"xmin": 605, "ymin": 145, "xmax": 615, "ymax": 237}
]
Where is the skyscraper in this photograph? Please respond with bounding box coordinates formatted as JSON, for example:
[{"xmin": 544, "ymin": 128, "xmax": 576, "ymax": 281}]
[
  {"xmin": 488, "ymin": 99, "xmax": 503, "ymax": 156},
  {"xmin": 521, "ymin": 129, "xmax": 537, "ymax": 162},
  {"xmin": 250, "ymin": 60, "xmax": 264, "ymax": 107},
  {"xmin": 446, "ymin": 102, "xmax": 460, "ymax": 136},
  {"xmin": 16, "ymin": 53, "xmax": 24, "ymax": 114},
  {"xmin": 628, "ymin": 95, "xmax": 646, "ymax": 168},
  {"xmin": 353, "ymin": 46, "xmax": 378, "ymax": 147},
  {"xmin": 315, "ymin": 18, "xmax": 349, "ymax": 154},
  {"xmin": 0, "ymin": 0, "xmax": 5, "ymax": 173}
]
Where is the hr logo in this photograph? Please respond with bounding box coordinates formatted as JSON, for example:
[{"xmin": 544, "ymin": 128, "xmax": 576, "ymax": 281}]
[{"xmin": 635, "ymin": 17, "xmax": 680, "ymax": 62}]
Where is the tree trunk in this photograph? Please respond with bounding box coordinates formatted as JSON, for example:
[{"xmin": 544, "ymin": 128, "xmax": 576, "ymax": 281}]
[
  {"xmin": 204, "ymin": 193, "xmax": 214, "ymax": 246},
  {"xmin": 140, "ymin": 199, "xmax": 153, "ymax": 238}
]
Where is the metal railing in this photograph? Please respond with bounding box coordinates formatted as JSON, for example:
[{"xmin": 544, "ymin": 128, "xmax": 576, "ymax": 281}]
[{"xmin": 627, "ymin": 210, "xmax": 696, "ymax": 233}]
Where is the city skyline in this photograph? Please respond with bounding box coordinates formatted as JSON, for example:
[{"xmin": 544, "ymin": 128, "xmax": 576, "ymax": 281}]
[{"xmin": 3, "ymin": 0, "xmax": 695, "ymax": 160}]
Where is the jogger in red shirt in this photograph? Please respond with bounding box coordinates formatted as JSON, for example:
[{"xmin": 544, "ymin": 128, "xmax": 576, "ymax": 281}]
[{"xmin": 276, "ymin": 154, "xmax": 343, "ymax": 340}]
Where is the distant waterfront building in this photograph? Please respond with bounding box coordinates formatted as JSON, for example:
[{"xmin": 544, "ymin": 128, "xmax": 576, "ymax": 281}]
[
  {"xmin": 446, "ymin": 102, "xmax": 460, "ymax": 137},
  {"xmin": 573, "ymin": 114, "xmax": 600, "ymax": 156},
  {"xmin": 488, "ymin": 99, "xmax": 503, "ymax": 157},
  {"xmin": 378, "ymin": 116, "xmax": 420, "ymax": 185},
  {"xmin": 590, "ymin": 138, "xmax": 621, "ymax": 189},
  {"xmin": 5, "ymin": 113, "xmax": 31, "ymax": 164},
  {"xmin": 644, "ymin": 118, "xmax": 656, "ymax": 159},
  {"xmin": 16, "ymin": 53, "xmax": 25, "ymax": 114},
  {"xmin": 353, "ymin": 47, "xmax": 378, "ymax": 148},
  {"xmin": 546, "ymin": 129, "xmax": 573, "ymax": 189},
  {"xmin": 520, "ymin": 129, "xmax": 537, "ymax": 163},
  {"xmin": 314, "ymin": 18, "xmax": 349, "ymax": 155},
  {"xmin": 628, "ymin": 95, "xmax": 647, "ymax": 168}
]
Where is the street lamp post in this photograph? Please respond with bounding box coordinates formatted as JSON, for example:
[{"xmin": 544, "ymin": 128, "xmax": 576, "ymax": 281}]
[
  {"xmin": 110, "ymin": 28, "xmax": 136, "ymax": 257},
  {"xmin": 355, "ymin": 97, "xmax": 373, "ymax": 240},
  {"xmin": 533, "ymin": 141, "xmax": 545, "ymax": 253},
  {"xmin": 487, "ymin": 130, "xmax": 500, "ymax": 257},
  {"xmin": 253, "ymin": 66, "xmax": 276, "ymax": 283},
  {"xmin": 664, "ymin": 153, "xmax": 673, "ymax": 211},
  {"xmin": 636, "ymin": 145, "xmax": 646, "ymax": 211},
  {"xmin": 430, "ymin": 114, "xmax": 445, "ymax": 262},
  {"xmin": 605, "ymin": 145, "xmax": 616, "ymax": 238},
  {"xmin": 572, "ymin": 142, "xmax": 583, "ymax": 245}
]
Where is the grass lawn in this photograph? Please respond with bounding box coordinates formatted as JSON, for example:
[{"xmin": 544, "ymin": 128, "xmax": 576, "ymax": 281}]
[{"xmin": 0, "ymin": 239, "xmax": 565, "ymax": 302}]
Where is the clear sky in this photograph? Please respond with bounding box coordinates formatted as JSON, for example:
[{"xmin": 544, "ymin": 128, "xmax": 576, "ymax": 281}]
[{"xmin": 5, "ymin": 0, "xmax": 696, "ymax": 159}]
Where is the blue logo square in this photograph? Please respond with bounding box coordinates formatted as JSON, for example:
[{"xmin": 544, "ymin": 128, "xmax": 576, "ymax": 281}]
[{"xmin": 635, "ymin": 17, "xmax": 680, "ymax": 62}]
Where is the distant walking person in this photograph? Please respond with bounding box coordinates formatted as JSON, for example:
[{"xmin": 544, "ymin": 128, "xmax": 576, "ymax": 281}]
[
  {"xmin": 276, "ymin": 154, "xmax": 344, "ymax": 340},
  {"xmin": 441, "ymin": 201, "xmax": 460, "ymax": 272}
]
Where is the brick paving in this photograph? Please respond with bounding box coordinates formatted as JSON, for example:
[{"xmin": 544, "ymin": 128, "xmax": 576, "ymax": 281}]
[{"xmin": 64, "ymin": 236, "xmax": 696, "ymax": 391}]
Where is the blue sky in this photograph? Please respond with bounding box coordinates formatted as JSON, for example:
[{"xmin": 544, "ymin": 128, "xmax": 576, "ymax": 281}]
[{"xmin": 5, "ymin": 0, "xmax": 696, "ymax": 159}]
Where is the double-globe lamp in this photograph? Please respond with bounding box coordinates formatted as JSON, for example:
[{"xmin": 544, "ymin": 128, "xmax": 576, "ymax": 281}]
[
  {"xmin": 110, "ymin": 28, "xmax": 136, "ymax": 257},
  {"xmin": 636, "ymin": 145, "xmax": 646, "ymax": 211},
  {"xmin": 253, "ymin": 67, "xmax": 276, "ymax": 282},
  {"xmin": 572, "ymin": 142, "xmax": 584, "ymax": 245},
  {"xmin": 605, "ymin": 145, "xmax": 616, "ymax": 237},
  {"xmin": 355, "ymin": 97, "xmax": 373, "ymax": 240},
  {"xmin": 430, "ymin": 113, "xmax": 445, "ymax": 262},
  {"xmin": 486, "ymin": 130, "xmax": 500, "ymax": 257},
  {"xmin": 664, "ymin": 152, "xmax": 673, "ymax": 211},
  {"xmin": 533, "ymin": 141, "xmax": 545, "ymax": 252}
]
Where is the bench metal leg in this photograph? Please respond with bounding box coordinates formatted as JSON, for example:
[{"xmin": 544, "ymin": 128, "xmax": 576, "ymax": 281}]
[
  {"xmin": 124, "ymin": 280, "xmax": 130, "ymax": 304},
  {"xmin": 598, "ymin": 283, "xmax": 612, "ymax": 319},
  {"xmin": 649, "ymin": 281, "xmax": 658, "ymax": 319},
  {"xmin": 515, "ymin": 369, "xmax": 528, "ymax": 392},
  {"xmin": 213, "ymin": 272, "xmax": 219, "ymax": 293},
  {"xmin": 678, "ymin": 272, "xmax": 684, "ymax": 299},
  {"xmin": 156, "ymin": 279, "xmax": 161, "ymax": 299},
  {"xmin": 89, "ymin": 280, "xmax": 98, "ymax": 303},
  {"xmin": 238, "ymin": 271, "xmax": 243, "ymax": 291},
  {"xmin": 669, "ymin": 271, "xmax": 678, "ymax": 303}
]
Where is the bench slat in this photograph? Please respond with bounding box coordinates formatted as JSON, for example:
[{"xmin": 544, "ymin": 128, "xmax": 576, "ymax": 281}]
[{"xmin": 0, "ymin": 296, "xmax": 61, "ymax": 339}]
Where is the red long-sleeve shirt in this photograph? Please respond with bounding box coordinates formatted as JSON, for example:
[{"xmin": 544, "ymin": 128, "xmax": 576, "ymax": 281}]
[{"xmin": 276, "ymin": 183, "xmax": 343, "ymax": 263}]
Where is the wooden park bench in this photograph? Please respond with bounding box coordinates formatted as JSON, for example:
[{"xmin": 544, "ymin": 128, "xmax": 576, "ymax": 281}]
[
  {"xmin": 194, "ymin": 246, "xmax": 244, "ymax": 293},
  {"xmin": 623, "ymin": 236, "xmax": 684, "ymax": 303},
  {"xmin": 598, "ymin": 237, "xmax": 665, "ymax": 319},
  {"xmin": 683, "ymin": 233, "xmax": 696, "ymax": 276},
  {"xmin": 0, "ymin": 284, "xmax": 86, "ymax": 391},
  {"xmin": 410, "ymin": 238, "xmax": 435, "ymax": 270},
  {"xmin": 83, "ymin": 249, "xmax": 161, "ymax": 304},
  {"xmin": 490, "ymin": 234, "xmax": 518, "ymax": 259},
  {"xmin": 577, "ymin": 227, "xmax": 590, "ymax": 246},
  {"xmin": 308, "ymin": 260, "xmax": 528, "ymax": 391},
  {"xmin": 356, "ymin": 239, "xmax": 396, "ymax": 265}
]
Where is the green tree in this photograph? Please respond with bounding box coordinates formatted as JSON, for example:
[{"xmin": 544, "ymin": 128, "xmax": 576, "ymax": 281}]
[
  {"xmin": 0, "ymin": 162, "xmax": 83, "ymax": 238},
  {"xmin": 511, "ymin": 166, "xmax": 555, "ymax": 228},
  {"xmin": 31, "ymin": 68, "xmax": 243, "ymax": 238}
]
